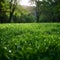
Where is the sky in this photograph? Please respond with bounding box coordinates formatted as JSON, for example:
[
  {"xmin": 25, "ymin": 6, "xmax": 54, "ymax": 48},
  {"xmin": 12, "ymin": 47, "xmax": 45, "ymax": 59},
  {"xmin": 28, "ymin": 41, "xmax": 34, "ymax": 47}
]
[
  {"xmin": 20, "ymin": 0, "xmax": 31, "ymax": 6},
  {"xmin": 20, "ymin": 0, "xmax": 35, "ymax": 6},
  {"xmin": 20, "ymin": 0, "xmax": 42, "ymax": 6}
]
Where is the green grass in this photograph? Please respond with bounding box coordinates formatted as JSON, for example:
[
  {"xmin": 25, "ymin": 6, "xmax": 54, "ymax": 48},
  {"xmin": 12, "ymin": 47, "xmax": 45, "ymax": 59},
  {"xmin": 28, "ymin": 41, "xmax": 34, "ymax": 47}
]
[{"xmin": 0, "ymin": 23, "xmax": 60, "ymax": 60}]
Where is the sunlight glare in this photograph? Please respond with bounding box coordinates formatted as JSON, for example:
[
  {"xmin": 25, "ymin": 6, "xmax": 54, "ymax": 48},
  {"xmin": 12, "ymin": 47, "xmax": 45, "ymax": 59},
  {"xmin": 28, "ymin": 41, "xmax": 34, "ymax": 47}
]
[{"xmin": 20, "ymin": 0, "xmax": 30, "ymax": 6}]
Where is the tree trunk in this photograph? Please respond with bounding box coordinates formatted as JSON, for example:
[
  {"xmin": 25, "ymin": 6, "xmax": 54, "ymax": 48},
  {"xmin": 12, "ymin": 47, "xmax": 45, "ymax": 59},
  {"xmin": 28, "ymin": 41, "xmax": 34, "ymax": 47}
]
[
  {"xmin": 36, "ymin": 1, "xmax": 40, "ymax": 23},
  {"xmin": 9, "ymin": 7, "xmax": 15, "ymax": 22},
  {"xmin": 8, "ymin": 0, "xmax": 17, "ymax": 22},
  {"xmin": 36, "ymin": 11, "xmax": 40, "ymax": 22}
]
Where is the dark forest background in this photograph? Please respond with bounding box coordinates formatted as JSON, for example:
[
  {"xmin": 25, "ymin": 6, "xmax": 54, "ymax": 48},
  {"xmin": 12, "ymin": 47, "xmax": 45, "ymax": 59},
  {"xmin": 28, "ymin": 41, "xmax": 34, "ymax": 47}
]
[{"xmin": 0, "ymin": 0, "xmax": 60, "ymax": 23}]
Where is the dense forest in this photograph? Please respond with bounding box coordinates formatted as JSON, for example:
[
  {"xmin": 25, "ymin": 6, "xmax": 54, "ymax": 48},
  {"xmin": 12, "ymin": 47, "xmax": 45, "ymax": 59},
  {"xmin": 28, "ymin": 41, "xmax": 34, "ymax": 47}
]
[{"xmin": 0, "ymin": 0, "xmax": 60, "ymax": 23}]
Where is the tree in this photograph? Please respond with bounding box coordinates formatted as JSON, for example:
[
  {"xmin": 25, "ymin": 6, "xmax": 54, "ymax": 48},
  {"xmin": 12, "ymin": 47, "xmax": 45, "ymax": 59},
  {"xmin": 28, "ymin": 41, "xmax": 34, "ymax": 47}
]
[
  {"xmin": 30, "ymin": 0, "xmax": 42, "ymax": 22},
  {"xmin": 30, "ymin": 0, "xmax": 60, "ymax": 22},
  {"xmin": 52, "ymin": 0, "xmax": 60, "ymax": 22},
  {"xmin": 8, "ymin": 0, "xmax": 20, "ymax": 22},
  {"xmin": 0, "ymin": 0, "xmax": 8, "ymax": 23}
]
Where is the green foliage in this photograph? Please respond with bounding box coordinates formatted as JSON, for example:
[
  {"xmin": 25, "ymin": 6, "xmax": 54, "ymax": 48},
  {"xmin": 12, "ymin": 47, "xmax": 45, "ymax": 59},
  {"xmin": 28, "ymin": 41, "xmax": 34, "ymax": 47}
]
[
  {"xmin": 19, "ymin": 14, "xmax": 36, "ymax": 23},
  {"xmin": 0, "ymin": 23, "xmax": 60, "ymax": 60},
  {"xmin": 0, "ymin": 0, "xmax": 60, "ymax": 23},
  {"xmin": 39, "ymin": 14, "xmax": 48, "ymax": 22},
  {"xmin": 0, "ymin": 0, "xmax": 7, "ymax": 23},
  {"xmin": 30, "ymin": 0, "xmax": 60, "ymax": 22},
  {"xmin": 0, "ymin": 0, "xmax": 36, "ymax": 23}
]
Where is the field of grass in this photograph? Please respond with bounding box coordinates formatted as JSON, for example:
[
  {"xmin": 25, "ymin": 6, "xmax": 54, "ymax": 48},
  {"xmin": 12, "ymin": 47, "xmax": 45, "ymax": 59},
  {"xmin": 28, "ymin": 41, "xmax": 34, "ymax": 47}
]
[{"xmin": 0, "ymin": 23, "xmax": 60, "ymax": 60}]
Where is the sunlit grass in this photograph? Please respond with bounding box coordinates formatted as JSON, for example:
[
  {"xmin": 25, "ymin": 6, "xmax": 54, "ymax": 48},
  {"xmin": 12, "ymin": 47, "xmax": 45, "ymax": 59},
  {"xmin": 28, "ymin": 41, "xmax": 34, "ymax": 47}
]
[{"xmin": 0, "ymin": 23, "xmax": 60, "ymax": 60}]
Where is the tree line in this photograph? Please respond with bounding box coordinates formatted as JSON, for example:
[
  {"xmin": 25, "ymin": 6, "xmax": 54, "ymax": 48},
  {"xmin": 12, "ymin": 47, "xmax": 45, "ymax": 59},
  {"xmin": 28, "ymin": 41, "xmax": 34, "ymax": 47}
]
[
  {"xmin": 31, "ymin": 0, "xmax": 60, "ymax": 22},
  {"xmin": 0, "ymin": 0, "xmax": 60, "ymax": 23}
]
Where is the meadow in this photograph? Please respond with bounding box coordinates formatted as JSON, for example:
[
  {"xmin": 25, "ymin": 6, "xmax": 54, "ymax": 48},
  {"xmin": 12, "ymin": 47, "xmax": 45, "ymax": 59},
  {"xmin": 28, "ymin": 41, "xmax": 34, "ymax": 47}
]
[{"xmin": 0, "ymin": 23, "xmax": 60, "ymax": 60}]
